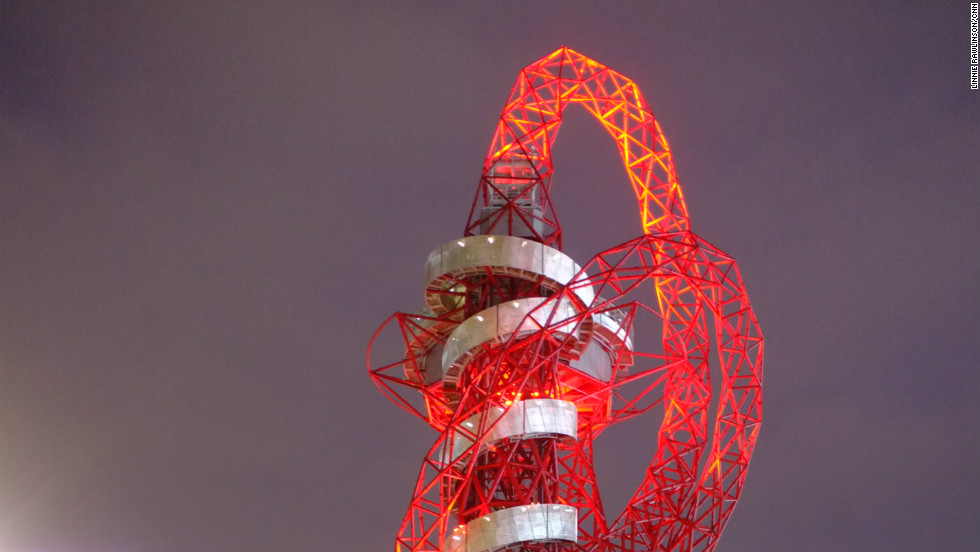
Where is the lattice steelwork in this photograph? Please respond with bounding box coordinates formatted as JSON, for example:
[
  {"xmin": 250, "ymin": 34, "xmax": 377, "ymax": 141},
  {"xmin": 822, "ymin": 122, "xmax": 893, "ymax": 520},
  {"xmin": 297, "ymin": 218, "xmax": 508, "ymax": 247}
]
[{"xmin": 368, "ymin": 47, "xmax": 764, "ymax": 552}]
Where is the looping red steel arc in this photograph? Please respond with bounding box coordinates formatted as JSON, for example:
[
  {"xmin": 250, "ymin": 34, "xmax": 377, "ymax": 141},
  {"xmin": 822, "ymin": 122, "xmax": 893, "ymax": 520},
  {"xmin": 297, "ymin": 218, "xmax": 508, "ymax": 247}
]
[
  {"xmin": 465, "ymin": 47, "xmax": 689, "ymax": 249},
  {"xmin": 368, "ymin": 47, "xmax": 764, "ymax": 552}
]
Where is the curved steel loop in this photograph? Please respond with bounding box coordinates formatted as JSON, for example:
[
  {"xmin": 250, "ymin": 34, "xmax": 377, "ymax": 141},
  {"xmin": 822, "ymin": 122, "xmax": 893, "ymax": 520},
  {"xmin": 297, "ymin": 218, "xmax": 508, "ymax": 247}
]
[
  {"xmin": 466, "ymin": 46, "xmax": 690, "ymax": 248},
  {"xmin": 573, "ymin": 234, "xmax": 763, "ymax": 551}
]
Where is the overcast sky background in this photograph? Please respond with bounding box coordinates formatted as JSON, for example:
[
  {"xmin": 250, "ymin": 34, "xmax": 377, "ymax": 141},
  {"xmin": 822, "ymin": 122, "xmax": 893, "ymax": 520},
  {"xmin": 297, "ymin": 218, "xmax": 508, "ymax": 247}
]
[{"xmin": 2, "ymin": 2, "xmax": 978, "ymax": 551}]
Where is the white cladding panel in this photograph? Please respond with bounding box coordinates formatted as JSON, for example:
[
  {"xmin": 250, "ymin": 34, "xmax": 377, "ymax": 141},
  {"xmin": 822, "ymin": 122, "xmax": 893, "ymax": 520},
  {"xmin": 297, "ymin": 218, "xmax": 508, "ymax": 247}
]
[
  {"xmin": 441, "ymin": 399, "xmax": 577, "ymax": 464},
  {"xmin": 448, "ymin": 503, "xmax": 578, "ymax": 552},
  {"xmin": 442, "ymin": 297, "xmax": 587, "ymax": 380},
  {"xmin": 424, "ymin": 235, "xmax": 595, "ymax": 312}
]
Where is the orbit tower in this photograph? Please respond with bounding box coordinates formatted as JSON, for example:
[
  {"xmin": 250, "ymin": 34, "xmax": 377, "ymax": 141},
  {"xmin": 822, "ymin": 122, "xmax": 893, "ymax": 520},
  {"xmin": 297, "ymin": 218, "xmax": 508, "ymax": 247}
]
[{"xmin": 368, "ymin": 47, "xmax": 764, "ymax": 552}]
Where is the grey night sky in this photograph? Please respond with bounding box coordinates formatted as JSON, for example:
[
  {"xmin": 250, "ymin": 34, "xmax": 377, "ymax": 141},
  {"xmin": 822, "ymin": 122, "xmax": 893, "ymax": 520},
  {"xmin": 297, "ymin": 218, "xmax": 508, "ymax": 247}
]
[{"xmin": 2, "ymin": 2, "xmax": 978, "ymax": 551}]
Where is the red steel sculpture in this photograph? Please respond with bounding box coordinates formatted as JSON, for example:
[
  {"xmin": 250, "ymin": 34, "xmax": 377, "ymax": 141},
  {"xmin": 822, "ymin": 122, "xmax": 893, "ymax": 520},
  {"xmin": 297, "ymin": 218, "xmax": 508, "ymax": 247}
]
[{"xmin": 368, "ymin": 47, "xmax": 764, "ymax": 552}]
